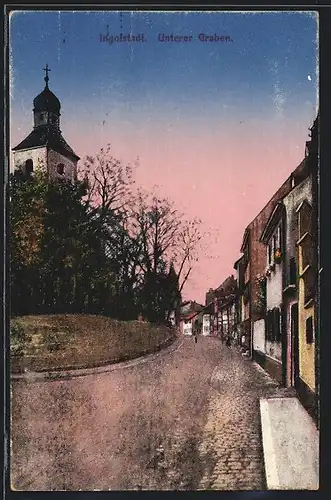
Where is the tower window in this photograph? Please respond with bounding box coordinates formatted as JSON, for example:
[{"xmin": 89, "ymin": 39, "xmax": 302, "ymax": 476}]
[
  {"xmin": 57, "ymin": 163, "xmax": 65, "ymax": 175},
  {"xmin": 25, "ymin": 159, "xmax": 33, "ymax": 175}
]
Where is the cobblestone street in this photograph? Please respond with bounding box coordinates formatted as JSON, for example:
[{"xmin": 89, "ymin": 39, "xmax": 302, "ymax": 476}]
[{"xmin": 11, "ymin": 336, "xmax": 286, "ymax": 491}]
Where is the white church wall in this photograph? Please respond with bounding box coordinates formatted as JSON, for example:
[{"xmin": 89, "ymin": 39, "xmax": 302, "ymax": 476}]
[
  {"xmin": 47, "ymin": 149, "xmax": 77, "ymax": 181},
  {"xmin": 13, "ymin": 147, "xmax": 47, "ymax": 174}
]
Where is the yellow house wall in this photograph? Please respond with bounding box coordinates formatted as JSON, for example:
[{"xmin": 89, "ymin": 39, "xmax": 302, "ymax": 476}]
[{"xmin": 298, "ymin": 247, "xmax": 316, "ymax": 393}]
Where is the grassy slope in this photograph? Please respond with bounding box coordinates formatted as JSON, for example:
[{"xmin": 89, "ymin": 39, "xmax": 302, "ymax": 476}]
[{"xmin": 11, "ymin": 314, "xmax": 175, "ymax": 373}]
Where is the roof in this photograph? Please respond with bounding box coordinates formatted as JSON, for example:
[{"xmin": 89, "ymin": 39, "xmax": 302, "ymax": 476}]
[
  {"xmin": 180, "ymin": 300, "xmax": 191, "ymax": 307},
  {"xmin": 12, "ymin": 125, "xmax": 80, "ymax": 162},
  {"xmin": 240, "ymin": 227, "xmax": 250, "ymax": 253},
  {"xmin": 239, "ymin": 147, "xmax": 314, "ymax": 252},
  {"xmin": 260, "ymin": 201, "xmax": 284, "ymax": 243},
  {"xmin": 181, "ymin": 312, "xmax": 198, "ymax": 321},
  {"xmin": 233, "ymin": 255, "xmax": 244, "ymax": 270},
  {"xmin": 33, "ymin": 86, "xmax": 61, "ymax": 113},
  {"xmin": 215, "ymin": 275, "xmax": 236, "ymax": 293}
]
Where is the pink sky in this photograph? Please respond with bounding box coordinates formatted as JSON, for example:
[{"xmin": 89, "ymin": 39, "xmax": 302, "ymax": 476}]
[
  {"xmin": 58, "ymin": 112, "xmax": 314, "ymax": 304},
  {"xmin": 11, "ymin": 112, "xmax": 315, "ymax": 304}
]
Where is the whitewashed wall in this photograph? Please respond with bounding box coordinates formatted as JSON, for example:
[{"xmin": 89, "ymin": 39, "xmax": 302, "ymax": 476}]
[
  {"xmin": 253, "ymin": 319, "xmax": 266, "ymax": 353},
  {"xmin": 13, "ymin": 147, "xmax": 47, "ymax": 173},
  {"xmin": 266, "ymin": 263, "xmax": 282, "ymax": 310},
  {"xmin": 48, "ymin": 149, "xmax": 77, "ymax": 181},
  {"xmin": 183, "ymin": 320, "xmax": 192, "ymax": 335},
  {"xmin": 202, "ymin": 314, "xmax": 210, "ymax": 336},
  {"xmin": 265, "ymin": 340, "xmax": 282, "ymax": 361}
]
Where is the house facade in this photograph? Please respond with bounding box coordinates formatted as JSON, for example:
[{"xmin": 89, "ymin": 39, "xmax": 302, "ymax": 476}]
[
  {"xmin": 204, "ymin": 276, "xmax": 237, "ymax": 340},
  {"xmin": 259, "ymin": 202, "xmax": 286, "ymax": 383},
  {"xmin": 233, "ymin": 114, "xmax": 319, "ymax": 423},
  {"xmin": 179, "ymin": 301, "xmax": 204, "ymax": 335},
  {"xmin": 282, "ymin": 174, "xmax": 313, "ymax": 389}
]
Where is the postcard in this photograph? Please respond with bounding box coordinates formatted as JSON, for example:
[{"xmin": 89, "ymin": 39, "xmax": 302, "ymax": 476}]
[{"xmin": 7, "ymin": 8, "xmax": 319, "ymax": 491}]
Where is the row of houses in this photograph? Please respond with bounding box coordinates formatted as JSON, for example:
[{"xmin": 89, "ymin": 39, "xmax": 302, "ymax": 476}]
[{"xmin": 185, "ymin": 113, "xmax": 319, "ymax": 423}]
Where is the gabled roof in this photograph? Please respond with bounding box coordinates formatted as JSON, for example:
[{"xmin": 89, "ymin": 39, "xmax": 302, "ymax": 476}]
[
  {"xmin": 233, "ymin": 255, "xmax": 244, "ymax": 270},
  {"xmin": 181, "ymin": 312, "xmax": 197, "ymax": 321},
  {"xmin": 215, "ymin": 275, "xmax": 236, "ymax": 295},
  {"xmin": 12, "ymin": 126, "xmax": 80, "ymax": 162},
  {"xmin": 240, "ymin": 227, "xmax": 250, "ymax": 253},
  {"xmin": 260, "ymin": 201, "xmax": 283, "ymax": 243}
]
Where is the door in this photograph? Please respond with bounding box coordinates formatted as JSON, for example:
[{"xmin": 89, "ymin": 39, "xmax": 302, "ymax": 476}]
[{"xmin": 291, "ymin": 303, "xmax": 299, "ymax": 386}]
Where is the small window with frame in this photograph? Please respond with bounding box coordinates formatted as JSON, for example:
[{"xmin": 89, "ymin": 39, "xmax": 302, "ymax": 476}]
[
  {"xmin": 277, "ymin": 225, "xmax": 282, "ymax": 252},
  {"xmin": 57, "ymin": 163, "xmax": 65, "ymax": 175},
  {"xmin": 306, "ymin": 316, "xmax": 314, "ymax": 344},
  {"xmin": 25, "ymin": 159, "xmax": 33, "ymax": 175},
  {"xmin": 268, "ymin": 243, "xmax": 272, "ymax": 265}
]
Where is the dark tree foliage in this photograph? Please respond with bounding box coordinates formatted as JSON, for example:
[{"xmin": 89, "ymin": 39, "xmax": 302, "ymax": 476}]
[{"xmin": 10, "ymin": 150, "xmax": 200, "ymax": 323}]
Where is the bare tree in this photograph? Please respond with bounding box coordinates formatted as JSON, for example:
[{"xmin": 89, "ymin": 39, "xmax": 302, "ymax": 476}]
[
  {"xmin": 78, "ymin": 143, "xmax": 135, "ymax": 219},
  {"xmin": 129, "ymin": 190, "xmax": 202, "ymax": 320}
]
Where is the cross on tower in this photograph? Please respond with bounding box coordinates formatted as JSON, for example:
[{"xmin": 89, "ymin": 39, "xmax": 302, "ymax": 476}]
[{"xmin": 43, "ymin": 64, "xmax": 51, "ymax": 87}]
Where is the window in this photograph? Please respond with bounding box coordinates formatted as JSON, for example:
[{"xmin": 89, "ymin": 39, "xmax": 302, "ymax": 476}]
[
  {"xmin": 268, "ymin": 243, "xmax": 272, "ymax": 265},
  {"xmin": 306, "ymin": 316, "xmax": 314, "ymax": 344},
  {"xmin": 303, "ymin": 266, "xmax": 315, "ymax": 305},
  {"xmin": 277, "ymin": 225, "xmax": 282, "ymax": 252},
  {"xmin": 266, "ymin": 311, "xmax": 274, "ymax": 341},
  {"xmin": 243, "ymin": 283, "xmax": 250, "ymax": 305},
  {"xmin": 266, "ymin": 308, "xmax": 281, "ymax": 342},
  {"xmin": 298, "ymin": 202, "xmax": 312, "ymax": 239},
  {"xmin": 273, "ymin": 308, "xmax": 281, "ymax": 342},
  {"xmin": 25, "ymin": 159, "xmax": 33, "ymax": 175},
  {"xmin": 301, "ymin": 235, "xmax": 314, "ymax": 270},
  {"xmin": 289, "ymin": 258, "xmax": 297, "ymax": 285},
  {"xmin": 57, "ymin": 163, "xmax": 65, "ymax": 175},
  {"xmin": 273, "ymin": 234, "xmax": 277, "ymax": 255}
]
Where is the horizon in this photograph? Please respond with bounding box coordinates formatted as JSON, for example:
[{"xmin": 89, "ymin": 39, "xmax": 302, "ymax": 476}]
[{"xmin": 9, "ymin": 10, "xmax": 319, "ymax": 303}]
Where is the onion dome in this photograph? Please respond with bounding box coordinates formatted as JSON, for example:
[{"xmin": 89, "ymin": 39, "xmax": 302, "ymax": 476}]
[{"xmin": 33, "ymin": 64, "xmax": 61, "ymax": 113}]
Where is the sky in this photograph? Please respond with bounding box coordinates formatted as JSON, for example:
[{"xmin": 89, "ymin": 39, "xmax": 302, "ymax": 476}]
[{"xmin": 9, "ymin": 10, "xmax": 319, "ymax": 304}]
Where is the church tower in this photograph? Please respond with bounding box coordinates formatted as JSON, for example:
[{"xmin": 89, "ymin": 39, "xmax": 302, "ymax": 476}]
[{"xmin": 12, "ymin": 64, "xmax": 80, "ymax": 181}]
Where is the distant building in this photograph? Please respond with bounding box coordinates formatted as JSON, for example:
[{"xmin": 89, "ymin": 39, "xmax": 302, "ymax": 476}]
[
  {"xmin": 12, "ymin": 64, "xmax": 80, "ymax": 181},
  {"xmin": 179, "ymin": 300, "xmax": 204, "ymax": 335},
  {"xmin": 214, "ymin": 276, "xmax": 237, "ymax": 343},
  {"xmin": 204, "ymin": 276, "xmax": 237, "ymax": 340}
]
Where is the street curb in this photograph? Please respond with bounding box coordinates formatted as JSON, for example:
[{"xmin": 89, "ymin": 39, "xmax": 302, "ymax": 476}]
[
  {"xmin": 260, "ymin": 398, "xmax": 280, "ymax": 490},
  {"xmin": 11, "ymin": 335, "xmax": 183, "ymax": 383}
]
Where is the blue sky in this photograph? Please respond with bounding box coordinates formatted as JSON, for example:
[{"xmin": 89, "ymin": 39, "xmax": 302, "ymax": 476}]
[{"xmin": 10, "ymin": 10, "xmax": 318, "ymax": 126}]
